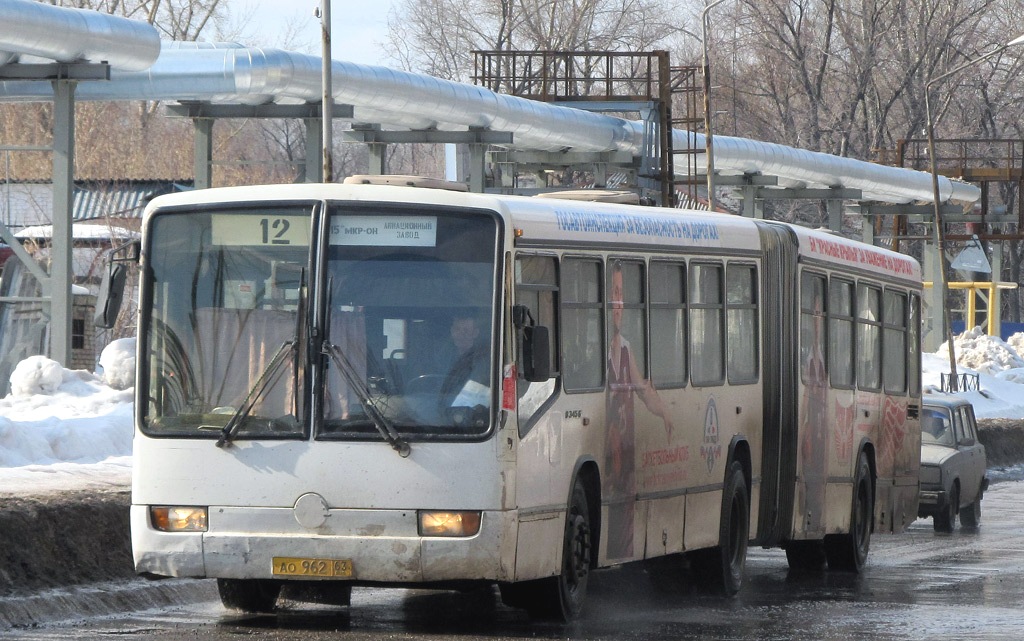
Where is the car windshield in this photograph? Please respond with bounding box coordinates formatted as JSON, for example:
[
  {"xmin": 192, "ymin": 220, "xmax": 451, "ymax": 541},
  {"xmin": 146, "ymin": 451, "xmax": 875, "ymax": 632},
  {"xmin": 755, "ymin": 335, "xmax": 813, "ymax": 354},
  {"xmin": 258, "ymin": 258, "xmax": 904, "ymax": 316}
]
[{"xmin": 921, "ymin": 407, "xmax": 955, "ymax": 446}]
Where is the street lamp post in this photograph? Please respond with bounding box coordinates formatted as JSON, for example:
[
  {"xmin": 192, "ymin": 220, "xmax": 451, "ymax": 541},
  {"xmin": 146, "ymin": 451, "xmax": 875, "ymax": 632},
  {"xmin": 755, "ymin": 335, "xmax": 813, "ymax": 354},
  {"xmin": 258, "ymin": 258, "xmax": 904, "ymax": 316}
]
[
  {"xmin": 701, "ymin": 0, "xmax": 727, "ymax": 212},
  {"xmin": 320, "ymin": 0, "xmax": 334, "ymax": 182},
  {"xmin": 924, "ymin": 33, "xmax": 1024, "ymax": 392}
]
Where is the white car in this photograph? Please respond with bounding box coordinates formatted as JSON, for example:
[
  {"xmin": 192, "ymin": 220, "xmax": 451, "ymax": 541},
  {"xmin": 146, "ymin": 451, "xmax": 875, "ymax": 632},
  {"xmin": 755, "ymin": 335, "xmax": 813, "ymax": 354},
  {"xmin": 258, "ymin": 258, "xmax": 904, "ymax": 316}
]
[{"xmin": 918, "ymin": 397, "xmax": 988, "ymax": 532}]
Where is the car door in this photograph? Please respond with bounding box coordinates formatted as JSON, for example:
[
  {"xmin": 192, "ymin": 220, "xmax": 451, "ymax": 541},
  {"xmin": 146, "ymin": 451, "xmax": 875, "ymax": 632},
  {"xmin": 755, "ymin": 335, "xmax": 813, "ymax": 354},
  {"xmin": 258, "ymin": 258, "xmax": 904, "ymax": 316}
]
[{"xmin": 955, "ymin": 405, "xmax": 984, "ymax": 505}]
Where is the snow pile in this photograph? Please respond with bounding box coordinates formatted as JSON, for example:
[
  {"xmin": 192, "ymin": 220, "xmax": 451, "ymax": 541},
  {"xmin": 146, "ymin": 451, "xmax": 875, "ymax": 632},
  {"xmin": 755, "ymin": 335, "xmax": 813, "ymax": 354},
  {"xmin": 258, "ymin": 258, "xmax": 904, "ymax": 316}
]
[
  {"xmin": 9, "ymin": 356, "xmax": 64, "ymax": 396},
  {"xmin": 940, "ymin": 327, "xmax": 1024, "ymax": 375},
  {"xmin": 1008, "ymin": 333, "xmax": 1024, "ymax": 355},
  {"xmin": 1, "ymin": 343, "xmax": 134, "ymax": 468},
  {"xmin": 97, "ymin": 337, "xmax": 136, "ymax": 390},
  {"xmin": 926, "ymin": 329, "xmax": 1024, "ymax": 419}
]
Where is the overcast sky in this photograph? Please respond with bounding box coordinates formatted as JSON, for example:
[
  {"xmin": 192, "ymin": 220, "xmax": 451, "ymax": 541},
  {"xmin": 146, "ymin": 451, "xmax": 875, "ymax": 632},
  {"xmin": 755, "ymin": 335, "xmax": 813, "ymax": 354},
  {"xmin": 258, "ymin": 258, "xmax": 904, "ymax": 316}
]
[{"xmin": 236, "ymin": 0, "xmax": 397, "ymax": 65}]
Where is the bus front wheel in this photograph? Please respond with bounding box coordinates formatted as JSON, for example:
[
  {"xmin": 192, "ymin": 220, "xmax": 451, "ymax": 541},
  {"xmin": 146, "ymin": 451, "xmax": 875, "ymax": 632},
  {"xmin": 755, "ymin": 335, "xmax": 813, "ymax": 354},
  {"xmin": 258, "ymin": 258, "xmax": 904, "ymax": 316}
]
[
  {"xmin": 502, "ymin": 480, "xmax": 591, "ymax": 621},
  {"xmin": 217, "ymin": 578, "xmax": 281, "ymax": 613},
  {"xmin": 824, "ymin": 452, "xmax": 873, "ymax": 572}
]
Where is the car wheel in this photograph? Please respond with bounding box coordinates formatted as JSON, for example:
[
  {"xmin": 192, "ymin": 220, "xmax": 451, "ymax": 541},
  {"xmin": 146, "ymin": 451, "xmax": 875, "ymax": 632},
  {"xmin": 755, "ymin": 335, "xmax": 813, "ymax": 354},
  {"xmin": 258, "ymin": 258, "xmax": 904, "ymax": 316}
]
[
  {"xmin": 960, "ymin": 493, "xmax": 982, "ymax": 528},
  {"xmin": 933, "ymin": 483, "xmax": 958, "ymax": 533}
]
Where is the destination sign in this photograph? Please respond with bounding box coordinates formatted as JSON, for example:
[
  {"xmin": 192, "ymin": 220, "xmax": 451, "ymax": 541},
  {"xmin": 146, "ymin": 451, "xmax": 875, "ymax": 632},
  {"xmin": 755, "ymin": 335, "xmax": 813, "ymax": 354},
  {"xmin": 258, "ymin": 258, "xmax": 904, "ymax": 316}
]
[
  {"xmin": 330, "ymin": 215, "xmax": 438, "ymax": 247},
  {"xmin": 211, "ymin": 214, "xmax": 310, "ymax": 247}
]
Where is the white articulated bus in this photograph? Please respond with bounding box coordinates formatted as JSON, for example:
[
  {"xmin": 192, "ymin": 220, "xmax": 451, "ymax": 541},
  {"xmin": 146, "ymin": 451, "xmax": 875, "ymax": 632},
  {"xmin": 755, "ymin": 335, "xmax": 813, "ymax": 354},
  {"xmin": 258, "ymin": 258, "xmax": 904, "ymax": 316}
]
[{"xmin": 105, "ymin": 180, "xmax": 921, "ymax": 621}]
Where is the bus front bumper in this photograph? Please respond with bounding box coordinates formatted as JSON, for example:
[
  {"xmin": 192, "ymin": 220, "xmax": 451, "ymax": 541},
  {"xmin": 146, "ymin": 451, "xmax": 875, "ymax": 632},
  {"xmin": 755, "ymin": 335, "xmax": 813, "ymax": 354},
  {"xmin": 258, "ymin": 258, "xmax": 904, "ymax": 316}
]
[{"xmin": 131, "ymin": 505, "xmax": 517, "ymax": 583}]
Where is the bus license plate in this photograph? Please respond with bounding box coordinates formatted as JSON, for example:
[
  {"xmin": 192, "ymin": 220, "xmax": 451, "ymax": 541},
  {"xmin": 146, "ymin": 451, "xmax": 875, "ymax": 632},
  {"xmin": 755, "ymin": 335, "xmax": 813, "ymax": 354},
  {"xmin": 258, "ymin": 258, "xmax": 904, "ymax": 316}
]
[{"xmin": 272, "ymin": 557, "xmax": 353, "ymax": 578}]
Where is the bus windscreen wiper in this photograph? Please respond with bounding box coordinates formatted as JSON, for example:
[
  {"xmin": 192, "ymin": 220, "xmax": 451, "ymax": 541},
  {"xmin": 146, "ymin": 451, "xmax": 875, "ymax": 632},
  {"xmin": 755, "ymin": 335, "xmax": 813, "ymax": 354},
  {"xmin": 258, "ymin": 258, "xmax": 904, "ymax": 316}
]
[
  {"xmin": 323, "ymin": 341, "xmax": 411, "ymax": 458},
  {"xmin": 215, "ymin": 338, "xmax": 296, "ymax": 448}
]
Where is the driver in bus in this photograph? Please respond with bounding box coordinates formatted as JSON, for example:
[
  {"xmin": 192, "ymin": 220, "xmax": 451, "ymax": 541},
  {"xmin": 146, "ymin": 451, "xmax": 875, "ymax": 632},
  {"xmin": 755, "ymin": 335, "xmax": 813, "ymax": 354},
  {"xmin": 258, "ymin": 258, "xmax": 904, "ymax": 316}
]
[{"xmin": 439, "ymin": 314, "xmax": 489, "ymax": 408}]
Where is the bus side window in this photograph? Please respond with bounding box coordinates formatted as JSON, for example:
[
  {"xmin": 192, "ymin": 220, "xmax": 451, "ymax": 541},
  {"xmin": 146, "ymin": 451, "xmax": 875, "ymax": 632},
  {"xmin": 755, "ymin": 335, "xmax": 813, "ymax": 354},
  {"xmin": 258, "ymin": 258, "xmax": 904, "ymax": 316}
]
[
  {"xmin": 689, "ymin": 262, "xmax": 724, "ymax": 386},
  {"xmin": 608, "ymin": 259, "xmax": 647, "ymax": 378},
  {"xmin": 727, "ymin": 263, "xmax": 759, "ymax": 384},
  {"xmin": 883, "ymin": 290, "xmax": 908, "ymax": 394},
  {"xmin": 829, "ymin": 278, "xmax": 855, "ymax": 388},
  {"xmin": 515, "ymin": 255, "xmax": 559, "ymax": 374},
  {"xmin": 800, "ymin": 272, "xmax": 827, "ymax": 386},
  {"xmin": 857, "ymin": 283, "xmax": 882, "ymax": 391},
  {"xmin": 650, "ymin": 261, "xmax": 686, "ymax": 388},
  {"xmin": 515, "ymin": 255, "xmax": 559, "ymax": 429},
  {"xmin": 561, "ymin": 257, "xmax": 604, "ymax": 391}
]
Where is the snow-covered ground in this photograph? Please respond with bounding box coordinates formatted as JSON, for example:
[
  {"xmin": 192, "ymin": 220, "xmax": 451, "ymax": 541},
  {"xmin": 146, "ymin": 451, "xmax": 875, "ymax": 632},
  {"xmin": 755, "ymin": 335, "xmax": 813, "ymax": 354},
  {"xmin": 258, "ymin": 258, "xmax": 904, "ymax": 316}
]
[{"xmin": 3, "ymin": 329, "xmax": 1024, "ymax": 495}]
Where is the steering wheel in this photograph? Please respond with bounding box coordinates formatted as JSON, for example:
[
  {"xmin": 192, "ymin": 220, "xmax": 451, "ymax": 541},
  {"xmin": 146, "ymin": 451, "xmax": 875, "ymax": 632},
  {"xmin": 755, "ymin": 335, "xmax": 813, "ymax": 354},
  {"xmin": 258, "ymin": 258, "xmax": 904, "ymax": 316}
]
[{"xmin": 404, "ymin": 374, "xmax": 445, "ymax": 396}]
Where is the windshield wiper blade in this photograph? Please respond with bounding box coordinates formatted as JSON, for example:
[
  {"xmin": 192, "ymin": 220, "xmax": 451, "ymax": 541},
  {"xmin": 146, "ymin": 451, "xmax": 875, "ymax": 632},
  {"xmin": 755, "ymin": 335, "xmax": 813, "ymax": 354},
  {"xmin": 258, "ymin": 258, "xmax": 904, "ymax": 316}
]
[
  {"xmin": 324, "ymin": 341, "xmax": 411, "ymax": 458},
  {"xmin": 216, "ymin": 339, "xmax": 296, "ymax": 448}
]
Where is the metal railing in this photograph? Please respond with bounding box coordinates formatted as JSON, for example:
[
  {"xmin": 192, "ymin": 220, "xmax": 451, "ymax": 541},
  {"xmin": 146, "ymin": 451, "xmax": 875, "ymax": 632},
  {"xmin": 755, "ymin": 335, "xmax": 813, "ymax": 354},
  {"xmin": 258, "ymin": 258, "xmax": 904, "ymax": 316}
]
[
  {"xmin": 941, "ymin": 372, "xmax": 980, "ymax": 393},
  {"xmin": 472, "ymin": 50, "xmax": 667, "ymax": 102}
]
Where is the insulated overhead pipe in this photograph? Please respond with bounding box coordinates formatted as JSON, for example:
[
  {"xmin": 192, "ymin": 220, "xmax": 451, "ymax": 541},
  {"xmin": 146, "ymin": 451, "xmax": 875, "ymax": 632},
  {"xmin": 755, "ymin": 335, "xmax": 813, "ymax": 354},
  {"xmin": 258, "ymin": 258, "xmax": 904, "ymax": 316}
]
[
  {"xmin": 0, "ymin": 15, "xmax": 981, "ymax": 206},
  {"xmin": 0, "ymin": 0, "xmax": 160, "ymax": 71}
]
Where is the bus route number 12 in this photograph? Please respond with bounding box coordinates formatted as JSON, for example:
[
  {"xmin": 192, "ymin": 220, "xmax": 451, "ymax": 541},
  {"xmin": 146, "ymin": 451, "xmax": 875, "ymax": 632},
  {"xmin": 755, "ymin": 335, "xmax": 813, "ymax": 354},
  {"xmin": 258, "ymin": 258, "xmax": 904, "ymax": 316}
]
[{"xmin": 260, "ymin": 217, "xmax": 291, "ymax": 245}]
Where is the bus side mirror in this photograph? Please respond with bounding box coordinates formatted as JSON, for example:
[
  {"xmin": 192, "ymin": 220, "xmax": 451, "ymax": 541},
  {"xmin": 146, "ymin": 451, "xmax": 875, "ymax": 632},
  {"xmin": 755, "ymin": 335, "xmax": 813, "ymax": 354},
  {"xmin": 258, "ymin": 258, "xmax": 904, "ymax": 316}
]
[
  {"xmin": 95, "ymin": 262, "xmax": 127, "ymax": 329},
  {"xmin": 94, "ymin": 239, "xmax": 139, "ymax": 329},
  {"xmin": 522, "ymin": 325, "xmax": 551, "ymax": 382}
]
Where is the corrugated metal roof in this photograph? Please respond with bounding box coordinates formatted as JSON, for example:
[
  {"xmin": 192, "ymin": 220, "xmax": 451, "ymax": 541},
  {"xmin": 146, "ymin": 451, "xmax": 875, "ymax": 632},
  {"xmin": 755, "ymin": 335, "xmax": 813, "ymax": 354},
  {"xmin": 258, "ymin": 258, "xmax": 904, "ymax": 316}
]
[
  {"xmin": 73, "ymin": 180, "xmax": 191, "ymax": 221},
  {"xmin": 0, "ymin": 179, "xmax": 192, "ymax": 229}
]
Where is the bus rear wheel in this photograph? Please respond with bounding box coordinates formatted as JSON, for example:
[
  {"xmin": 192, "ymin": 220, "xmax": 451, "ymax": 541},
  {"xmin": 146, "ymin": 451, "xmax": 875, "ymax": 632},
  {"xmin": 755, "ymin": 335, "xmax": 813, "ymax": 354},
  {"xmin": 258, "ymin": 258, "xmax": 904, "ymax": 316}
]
[
  {"xmin": 503, "ymin": 481, "xmax": 591, "ymax": 621},
  {"xmin": 824, "ymin": 452, "xmax": 872, "ymax": 572},
  {"xmin": 217, "ymin": 578, "xmax": 281, "ymax": 613},
  {"xmin": 691, "ymin": 461, "xmax": 749, "ymax": 595}
]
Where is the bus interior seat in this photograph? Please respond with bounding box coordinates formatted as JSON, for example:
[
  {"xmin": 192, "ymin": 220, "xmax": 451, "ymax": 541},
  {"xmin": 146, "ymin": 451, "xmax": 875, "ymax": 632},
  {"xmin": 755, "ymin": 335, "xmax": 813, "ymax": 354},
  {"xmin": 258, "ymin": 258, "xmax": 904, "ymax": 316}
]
[{"xmin": 193, "ymin": 307, "xmax": 298, "ymax": 418}]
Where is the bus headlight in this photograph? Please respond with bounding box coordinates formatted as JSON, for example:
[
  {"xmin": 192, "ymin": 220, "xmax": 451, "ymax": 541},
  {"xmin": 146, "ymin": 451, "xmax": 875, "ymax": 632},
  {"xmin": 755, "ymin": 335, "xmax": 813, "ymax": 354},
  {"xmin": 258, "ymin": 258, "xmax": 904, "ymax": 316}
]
[
  {"xmin": 150, "ymin": 506, "xmax": 208, "ymax": 532},
  {"xmin": 417, "ymin": 510, "xmax": 481, "ymax": 537}
]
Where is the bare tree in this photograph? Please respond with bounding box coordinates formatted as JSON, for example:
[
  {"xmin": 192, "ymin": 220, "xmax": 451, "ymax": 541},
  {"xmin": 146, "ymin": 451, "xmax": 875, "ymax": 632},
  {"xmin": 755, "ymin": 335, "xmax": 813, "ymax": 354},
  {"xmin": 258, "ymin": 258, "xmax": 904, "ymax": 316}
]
[{"xmin": 386, "ymin": 0, "xmax": 683, "ymax": 81}]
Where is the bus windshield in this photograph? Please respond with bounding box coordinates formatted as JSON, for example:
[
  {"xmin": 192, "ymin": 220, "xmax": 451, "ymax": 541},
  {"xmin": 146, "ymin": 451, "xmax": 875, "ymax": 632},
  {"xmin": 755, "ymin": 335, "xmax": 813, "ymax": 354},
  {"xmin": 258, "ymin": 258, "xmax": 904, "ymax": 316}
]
[
  {"xmin": 321, "ymin": 208, "xmax": 499, "ymax": 439},
  {"xmin": 140, "ymin": 207, "xmax": 311, "ymax": 438}
]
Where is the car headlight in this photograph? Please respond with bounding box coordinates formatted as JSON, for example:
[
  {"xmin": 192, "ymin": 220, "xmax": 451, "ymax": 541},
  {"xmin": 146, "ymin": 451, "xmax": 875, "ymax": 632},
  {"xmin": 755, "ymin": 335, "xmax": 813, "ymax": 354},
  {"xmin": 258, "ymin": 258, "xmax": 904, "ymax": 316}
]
[
  {"xmin": 150, "ymin": 506, "xmax": 208, "ymax": 532},
  {"xmin": 919, "ymin": 465, "xmax": 941, "ymax": 485}
]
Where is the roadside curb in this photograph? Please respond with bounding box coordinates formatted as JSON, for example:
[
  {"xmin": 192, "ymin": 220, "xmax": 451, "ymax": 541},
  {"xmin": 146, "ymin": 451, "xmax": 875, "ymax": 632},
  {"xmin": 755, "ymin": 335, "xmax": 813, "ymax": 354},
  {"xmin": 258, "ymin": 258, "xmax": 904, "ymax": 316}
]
[
  {"xmin": 0, "ymin": 578, "xmax": 216, "ymax": 631},
  {"xmin": 0, "ymin": 490, "xmax": 134, "ymax": 597}
]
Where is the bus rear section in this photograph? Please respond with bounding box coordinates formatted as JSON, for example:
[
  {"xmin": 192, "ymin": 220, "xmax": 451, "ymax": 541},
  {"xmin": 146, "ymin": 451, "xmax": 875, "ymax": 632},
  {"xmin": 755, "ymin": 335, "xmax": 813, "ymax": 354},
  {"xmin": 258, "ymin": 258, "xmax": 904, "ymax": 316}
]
[{"xmin": 770, "ymin": 224, "xmax": 922, "ymax": 571}]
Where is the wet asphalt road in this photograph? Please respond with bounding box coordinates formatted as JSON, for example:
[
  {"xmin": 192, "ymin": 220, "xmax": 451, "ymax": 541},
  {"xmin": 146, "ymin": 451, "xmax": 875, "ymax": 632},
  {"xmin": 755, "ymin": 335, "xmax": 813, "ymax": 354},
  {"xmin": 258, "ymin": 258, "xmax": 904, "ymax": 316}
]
[{"xmin": 9, "ymin": 478, "xmax": 1024, "ymax": 641}]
